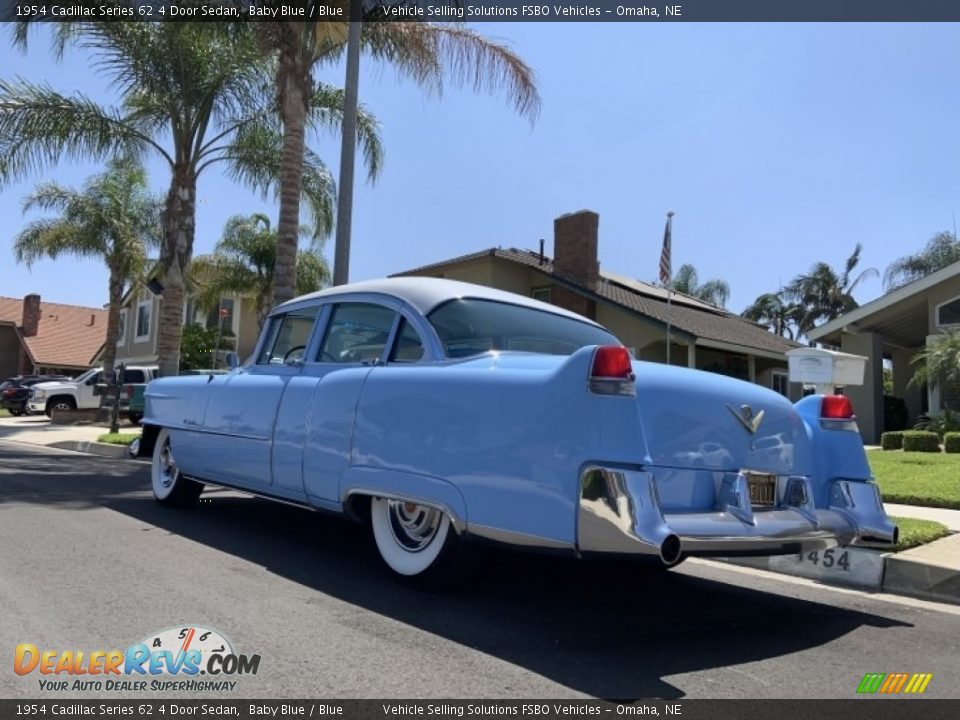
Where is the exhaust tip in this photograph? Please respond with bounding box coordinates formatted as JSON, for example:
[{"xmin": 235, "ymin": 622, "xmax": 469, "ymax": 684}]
[{"xmin": 660, "ymin": 534, "xmax": 682, "ymax": 566}]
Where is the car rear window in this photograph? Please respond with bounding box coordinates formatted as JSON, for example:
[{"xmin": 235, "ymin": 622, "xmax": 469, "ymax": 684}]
[
  {"xmin": 427, "ymin": 299, "xmax": 620, "ymax": 359},
  {"xmin": 122, "ymin": 370, "xmax": 146, "ymax": 383}
]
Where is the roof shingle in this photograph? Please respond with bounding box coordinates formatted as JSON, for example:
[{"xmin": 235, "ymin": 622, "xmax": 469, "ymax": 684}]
[
  {"xmin": 0, "ymin": 296, "xmax": 107, "ymax": 368},
  {"xmin": 395, "ymin": 247, "xmax": 800, "ymax": 356}
]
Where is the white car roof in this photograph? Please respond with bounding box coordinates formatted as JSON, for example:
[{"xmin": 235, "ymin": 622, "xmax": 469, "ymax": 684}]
[{"xmin": 275, "ymin": 277, "xmax": 605, "ymax": 328}]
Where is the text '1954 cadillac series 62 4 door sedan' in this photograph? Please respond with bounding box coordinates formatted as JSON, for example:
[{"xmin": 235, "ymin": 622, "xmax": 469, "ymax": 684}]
[{"xmin": 139, "ymin": 277, "xmax": 897, "ymax": 583}]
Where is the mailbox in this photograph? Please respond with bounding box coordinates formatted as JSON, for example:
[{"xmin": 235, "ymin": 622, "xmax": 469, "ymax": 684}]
[{"xmin": 786, "ymin": 347, "xmax": 867, "ymax": 387}]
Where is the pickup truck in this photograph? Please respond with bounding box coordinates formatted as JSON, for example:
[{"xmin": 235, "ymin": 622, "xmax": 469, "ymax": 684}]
[{"xmin": 28, "ymin": 366, "xmax": 159, "ymax": 417}]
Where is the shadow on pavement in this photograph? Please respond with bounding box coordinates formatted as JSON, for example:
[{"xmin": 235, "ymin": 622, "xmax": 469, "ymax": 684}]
[{"xmin": 1, "ymin": 445, "xmax": 911, "ymax": 699}]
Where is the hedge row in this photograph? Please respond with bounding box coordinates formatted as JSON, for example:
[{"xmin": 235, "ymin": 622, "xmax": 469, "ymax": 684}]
[
  {"xmin": 901, "ymin": 431, "xmax": 940, "ymax": 453},
  {"xmin": 880, "ymin": 432, "xmax": 903, "ymax": 450},
  {"xmin": 945, "ymin": 432, "xmax": 960, "ymax": 453}
]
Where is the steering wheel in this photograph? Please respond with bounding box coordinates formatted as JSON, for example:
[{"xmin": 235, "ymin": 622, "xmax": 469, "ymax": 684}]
[{"xmin": 283, "ymin": 345, "xmax": 306, "ymax": 364}]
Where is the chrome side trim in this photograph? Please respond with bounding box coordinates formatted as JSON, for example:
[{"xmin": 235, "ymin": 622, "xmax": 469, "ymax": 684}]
[
  {"xmin": 829, "ymin": 479, "xmax": 898, "ymax": 544},
  {"xmin": 578, "ymin": 466, "xmax": 678, "ymax": 563},
  {"xmin": 469, "ymin": 523, "xmax": 573, "ymax": 551},
  {"xmin": 341, "ymin": 488, "xmax": 467, "ymax": 533}
]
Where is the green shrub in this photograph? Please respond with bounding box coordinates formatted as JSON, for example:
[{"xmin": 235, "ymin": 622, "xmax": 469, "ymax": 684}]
[
  {"xmin": 901, "ymin": 431, "xmax": 941, "ymax": 453},
  {"xmin": 880, "ymin": 432, "xmax": 904, "ymax": 450},
  {"xmin": 914, "ymin": 409, "xmax": 960, "ymax": 440},
  {"xmin": 944, "ymin": 432, "xmax": 960, "ymax": 453}
]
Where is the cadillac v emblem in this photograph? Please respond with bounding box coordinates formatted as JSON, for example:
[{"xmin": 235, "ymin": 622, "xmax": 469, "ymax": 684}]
[{"xmin": 728, "ymin": 404, "xmax": 764, "ymax": 435}]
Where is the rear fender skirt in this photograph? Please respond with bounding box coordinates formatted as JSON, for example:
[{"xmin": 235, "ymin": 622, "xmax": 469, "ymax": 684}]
[{"xmin": 337, "ymin": 466, "xmax": 469, "ymax": 534}]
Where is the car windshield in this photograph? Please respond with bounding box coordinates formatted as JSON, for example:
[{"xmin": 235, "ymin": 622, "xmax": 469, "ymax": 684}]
[{"xmin": 427, "ymin": 298, "xmax": 621, "ymax": 359}]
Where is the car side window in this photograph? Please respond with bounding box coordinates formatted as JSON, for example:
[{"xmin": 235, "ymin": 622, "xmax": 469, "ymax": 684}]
[
  {"xmin": 389, "ymin": 318, "xmax": 425, "ymax": 363},
  {"xmin": 317, "ymin": 303, "xmax": 396, "ymax": 364},
  {"xmin": 257, "ymin": 307, "xmax": 320, "ymax": 365}
]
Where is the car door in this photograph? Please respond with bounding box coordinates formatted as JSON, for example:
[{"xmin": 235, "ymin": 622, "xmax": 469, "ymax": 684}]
[
  {"xmin": 199, "ymin": 305, "xmax": 321, "ymax": 491},
  {"xmin": 278, "ymin": 299, "xmax": 403, "ymax": 504}
]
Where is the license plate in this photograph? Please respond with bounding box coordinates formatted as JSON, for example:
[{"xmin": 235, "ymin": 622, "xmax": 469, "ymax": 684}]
[{"xmin": 746, "ymin": 472, "xmax": 777, "ymax": 507}]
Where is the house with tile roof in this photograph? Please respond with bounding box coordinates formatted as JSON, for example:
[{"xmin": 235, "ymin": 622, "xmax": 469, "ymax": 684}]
[
  {"xmin": 0, "ymin": 294, "xmax": 107, "ymax": 378},
  {"xmin": 395, "ymin": 209, "xmax": 802, "ymax": 397}
]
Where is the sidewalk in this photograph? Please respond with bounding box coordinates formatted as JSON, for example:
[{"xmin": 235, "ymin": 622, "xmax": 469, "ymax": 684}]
[
  {"xmin": 2, "ymin": 414, "xmax": 958, "ymax": 605},
  {"xmin": 0, "ymin": 415, "xmax": 137, "ymax": 458}
]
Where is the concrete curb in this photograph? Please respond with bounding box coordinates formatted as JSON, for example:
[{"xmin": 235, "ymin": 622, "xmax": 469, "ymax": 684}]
[
  {"xmin": 718, "ymin": 539, "xmax": 960, "ymax": 606},
  {"xmin": 882, "ymin": 534, "xmax": 960, "ymax": 604},
  {"xmin": 47, "ymin": 440, "xmax": 133, "ymax": 459}
]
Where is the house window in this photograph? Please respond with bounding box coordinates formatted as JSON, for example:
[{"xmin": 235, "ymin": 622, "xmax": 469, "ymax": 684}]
[
  {"xmin": 207, "ymin": 298, "xmax": 235, "ymax": 331},
  {"xmin": 936, "ymin": 296, "xmax": 960, "ymax": 326},
  {"xmin": 116, "ymin": 310, "xmax": 127, "ymax": 345},
  {"xmin": 532, "ymin": 287, "xmax": 552, "ymax": 304},
  {"xmin": 135, "ymin": 295, "xmax": 152, "ymax": 341},
  {"xmin": 772, "ymin": 371, "xmax": 789, "ymax": 397}
]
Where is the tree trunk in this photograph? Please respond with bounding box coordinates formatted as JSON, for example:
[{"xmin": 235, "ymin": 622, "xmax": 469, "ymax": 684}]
[
  {"xmin": 273, "ymin": 29, "xmax": 310, "ymax": 308},
  {"xmin": 96, "ymin": 270, "xmax": 125, "ymax": 428},
  {"xmin": 156, "ymin": 166, "xmax": 198, "ymax": 377}
]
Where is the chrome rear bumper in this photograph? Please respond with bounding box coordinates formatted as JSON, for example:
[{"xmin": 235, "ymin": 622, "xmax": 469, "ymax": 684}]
[{"xmin": 577, "ymin": 466, "xmax": 898, "ymax": 564}]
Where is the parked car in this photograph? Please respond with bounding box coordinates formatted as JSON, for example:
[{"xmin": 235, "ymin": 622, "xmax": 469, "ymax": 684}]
[
  {"xmin": 1, "ymin": 375, "xmax": 69, "ymax": 416},
  {"xmin": 122, "ymin": 369, "xmax": 228, "ymax": 425},
  {"xmin": 138, "ymin": 277, "xmax": 897, "ymax": 583},
  {"xmin": 29, "ymin": 366, "xmax": 159, "ymax": 417}
]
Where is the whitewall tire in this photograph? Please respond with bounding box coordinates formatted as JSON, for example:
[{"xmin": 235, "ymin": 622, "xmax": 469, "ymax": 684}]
[
  {"xmin": 151, "ymin": 428, "xmax": 203, "ymax": 508},
  {"xmin": 370, "ymin": 497, "xmax": 456, "ymax": 579}
]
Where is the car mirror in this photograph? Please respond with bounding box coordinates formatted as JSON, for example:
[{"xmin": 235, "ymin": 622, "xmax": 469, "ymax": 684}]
[{"xmin": 225, "ymin": 352, "xmax": 240, "ymax": 370}]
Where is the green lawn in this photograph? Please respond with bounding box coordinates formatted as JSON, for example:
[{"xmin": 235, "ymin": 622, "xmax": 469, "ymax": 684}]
[
  {"xmin": 0, "ymin": 409, "xmax": 9, "ymax": 417},
  {"xmin": 96, "ymin": 433, "xmax": 140, "ymax": 446},
  {"xmin": 889, "ymin": 516, "xmax": 951, "ymax": 551},
  {"xmin": 869, "ymin": 451, "xmax": 960, "ymax": 509}
]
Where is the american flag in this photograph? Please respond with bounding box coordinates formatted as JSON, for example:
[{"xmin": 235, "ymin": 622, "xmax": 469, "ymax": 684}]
[{"xmin": 659, "ymin": 213, "xmax": 673, "ymax": 286}]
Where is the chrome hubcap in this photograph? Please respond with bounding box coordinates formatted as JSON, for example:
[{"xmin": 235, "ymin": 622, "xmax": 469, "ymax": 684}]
[
  {"xmin": 159, "ymin": 440, "xmax": 177, "ymax": 489},
  {"xmin": 387, "ymin": 500, "xmax": 442, "ymax": 552}
]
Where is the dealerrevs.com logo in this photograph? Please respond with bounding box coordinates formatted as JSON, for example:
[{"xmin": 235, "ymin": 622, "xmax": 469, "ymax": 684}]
[{"xmin": 14, "ymin": 626, "xmax": 260, "ymax": 692}]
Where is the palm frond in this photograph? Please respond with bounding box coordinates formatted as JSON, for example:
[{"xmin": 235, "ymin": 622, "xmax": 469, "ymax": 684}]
[
  {"xmin": 310, "ymin": 83, "xmax": 384, "ymax": 180},
  {"xmin": 221, "ymin": 122, "xmax": 336, "ymax": 239},
  {"xmin": 0, "ymin": 78, "xmax": 158, "ymax": 181}
]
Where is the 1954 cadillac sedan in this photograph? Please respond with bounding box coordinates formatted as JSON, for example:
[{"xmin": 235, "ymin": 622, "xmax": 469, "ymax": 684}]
[{"xmin": 139, "ymin": 277, "xmax": 897, "ymax": 581}]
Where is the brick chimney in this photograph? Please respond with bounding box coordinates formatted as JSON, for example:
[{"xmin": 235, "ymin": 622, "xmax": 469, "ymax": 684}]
[
  {"xmin": 21, "ymin": 294, "xmax": 40, "ymax": 338},
  {"xmin": 551, "ymin": 210, "xmax": 599, "ymax": 320}
]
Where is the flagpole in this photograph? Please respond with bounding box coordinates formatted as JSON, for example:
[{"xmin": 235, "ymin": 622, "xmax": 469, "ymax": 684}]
[{"xmin": 664, "ymin": 211, "xmax": 674, "ymax": 365}]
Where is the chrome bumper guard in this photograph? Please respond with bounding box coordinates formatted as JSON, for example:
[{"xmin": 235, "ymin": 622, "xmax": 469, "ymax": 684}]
[{"xmin": 578, "ymin": 467, "xmax": 898, "ymax": 563}]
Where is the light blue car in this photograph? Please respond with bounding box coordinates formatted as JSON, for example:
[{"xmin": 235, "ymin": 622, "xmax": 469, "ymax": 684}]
[{"xmin": 141, "ymin": 277, "xmax": 897, "ymax": 582}]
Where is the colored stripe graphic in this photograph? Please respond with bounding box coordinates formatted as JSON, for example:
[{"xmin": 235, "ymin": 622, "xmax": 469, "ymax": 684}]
[
  {"xmin": 905, "ymin": 674, "xmax": 933, "ymax": 694},
  {"xmin": 857, "ymin": 673, "xmax": 885, "ymax": 693},
  {"xmin": 857, "ymin": 672, "xmax": 932, "ymax": 694}
]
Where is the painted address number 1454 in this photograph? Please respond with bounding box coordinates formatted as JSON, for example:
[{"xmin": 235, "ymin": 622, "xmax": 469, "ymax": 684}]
[{"xmin": 795, "ymin": 548, "xmax": 851, "ymax": 571}]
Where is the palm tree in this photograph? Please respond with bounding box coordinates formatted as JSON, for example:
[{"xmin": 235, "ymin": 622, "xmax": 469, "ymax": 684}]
[
  {"xmin": 910, "ymin": 329, "xmax": 960, "ymax": 399},
  {"xmin": 784, "ymin": 244, "xmax": 879, "ymax": 337},
  {"xmin": 742, "ymin": 292, "xmax": 801, "ymax": 340},
  {"xmin": 885, "ymin": 231, "xmax": 960, "ymax": 291},
  {"xmin": 671, "ymin": 263, "xmax": 731, "ymax": 308},
  {"xmin": 190, "ymin": 213, "xmax": 330, "ymax": 329},
  {"xmin": 13, "ymin": 158, "xmax": 160, "ymax": 432},
  {"xmin": 1, "ymin": 22, "xmax": 382, "ymax": 376},
  {"xmin": 258, "ymin": 9, "xmax": 541, "ymax": 304}
]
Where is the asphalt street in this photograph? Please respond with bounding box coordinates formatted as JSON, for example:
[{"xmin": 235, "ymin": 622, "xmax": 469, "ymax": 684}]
[{"xmin": 1, "ymin": 439, "xmax": 958, "ymax": 700}]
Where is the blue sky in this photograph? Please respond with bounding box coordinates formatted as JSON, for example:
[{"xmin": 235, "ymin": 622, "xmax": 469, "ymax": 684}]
[{"xmin": 2, "ymin": 22, "xmax": 959, "ymax": 314}]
